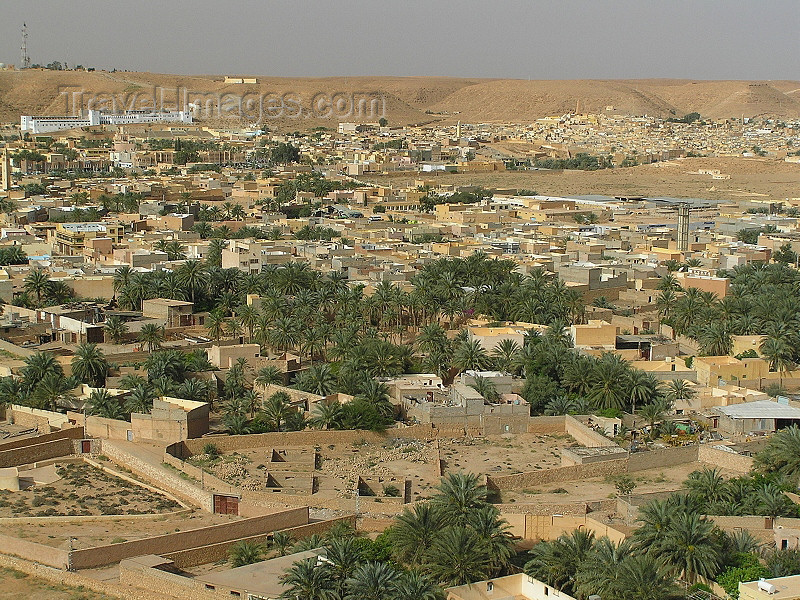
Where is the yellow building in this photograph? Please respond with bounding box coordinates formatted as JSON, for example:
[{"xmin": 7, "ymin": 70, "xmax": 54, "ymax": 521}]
[
  {"xmin": 53, "ymin": 222, "xmax": 124, "ymax": 256},
  {"xmin": 694, "ymin": 355, "xmax": 769, "ymax": 388}
]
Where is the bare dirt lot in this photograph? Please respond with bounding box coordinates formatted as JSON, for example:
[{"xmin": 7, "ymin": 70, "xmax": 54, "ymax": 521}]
[
  {"xmin": 191, "ymin": 433, "xmax": 575, "ymax": 502},
  {"xmin": 365, "ymin": 157, "xmax": 800, "ymax": 203},
  {"xmin": 0, "ymin": 566, "xmax": 114, "ymax": 600},
  {"xmin": 496, "ymin": 461, "xmax": 744, "ymax": 505},
  {"xmin": 0, "ymin": 463, "xmax": 181, "ymax": 519},
  {"xmin": 2, "ymin": 510, "xmax": 240, "ymax": 550}
]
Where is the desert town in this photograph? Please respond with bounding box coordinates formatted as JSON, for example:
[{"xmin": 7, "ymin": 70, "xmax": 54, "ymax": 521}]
[{"xmin": 2, "ymin": 47, "xmax": 800, "ymax": 600}]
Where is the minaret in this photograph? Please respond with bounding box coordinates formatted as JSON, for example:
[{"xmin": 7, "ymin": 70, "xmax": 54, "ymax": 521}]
[
  {"xmin": 1, "ymin": 148, "xmax": 11, "ymax": 192},
  {"xmin": 456, "ymin": 121, "xmax": 461, "ymax": 139}
]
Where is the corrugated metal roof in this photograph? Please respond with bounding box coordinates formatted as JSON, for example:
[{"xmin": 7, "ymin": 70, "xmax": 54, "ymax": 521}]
[{"xmin": 717, "ymin": 400, "xmax": 800, "ymax": 419}]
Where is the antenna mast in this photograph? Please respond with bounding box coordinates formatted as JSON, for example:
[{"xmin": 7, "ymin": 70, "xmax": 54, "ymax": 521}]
[{"xmin": 20, "ymin": 23, "xmax": 30, "ymax": 69}]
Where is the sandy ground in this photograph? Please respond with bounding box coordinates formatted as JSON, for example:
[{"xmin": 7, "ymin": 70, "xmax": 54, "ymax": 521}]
[
  {"xmin": 0, "ymin": 566, "xmax": 114, "ymax": 600},
  {"xmin": 2, "ymin": 510, "xmax": 239, "ymax": 549},
  {"xmin": 365, "ymin": 157, "xmax": 800, "ymax": 203},
  {"xmin": 497, "ymin": 461, "xmax": 743, "ymax": 505},
  {"xmin": 0, "ymin": 463, "xmax": 180, "ymax": 519}
]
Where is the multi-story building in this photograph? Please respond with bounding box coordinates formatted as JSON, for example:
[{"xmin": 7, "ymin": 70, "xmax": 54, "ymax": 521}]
[{"xmin": 53, "ymin": 222, "xmax": 124, "ymax": 256}]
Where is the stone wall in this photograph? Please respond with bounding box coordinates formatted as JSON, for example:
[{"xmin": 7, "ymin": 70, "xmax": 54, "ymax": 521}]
[
  {"xmin": 102, "ymin": 440, "xmax": 214, "ymax": 511},
  {"xmin": 70, "ymin": 507, "xmax": 309, "ymax": 569},
  {"xmin": 120, "ymin": 557, "xmax": 221, "ymax": 600},
  {"xmin": 487, "ymin": 458, "xmax": 628, "ymax": 490},
  {"xmin": 526, "ymin": 416, "xmax": 567, "ymax": 434},
  {"xmin": 163, "ymin": 515, "xmax": 354, "ymax": 568},
  {"xmin": 698, "ymin": 445, "xmax": 754, "ymax": 474},
  {"xmin": 0, "ymin": 554, "xmax": 163, "ymax": 600},
  {"xmin": 7, "ymin": 409, "xmax": 51, "ymax": 434},
  {"xmin": 0, "ymin": 427, "xmax": 83, "ymax": 452},
  {"xmin": 488, "ymin": 444, "xmax": 711, "ymax": 491},
  {"xmin": 564, "ymin": 415, "xmax": 618, "ymax": 448},
  {"xmin": 0, "ymin": 532, "xmax": 69, "ymax": 568},
  {"xmin": 627, "ymin": 445, "xmax": 699, "ymax": 472},
  {"xmin": 0, "ymin": 437, "xmax": 76, "ymax": 468}
]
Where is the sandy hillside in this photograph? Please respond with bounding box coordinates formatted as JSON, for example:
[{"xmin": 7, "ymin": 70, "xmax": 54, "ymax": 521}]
[{"xmin": 2, "ymin": 72, "xmax": 800, "ymax": 127}]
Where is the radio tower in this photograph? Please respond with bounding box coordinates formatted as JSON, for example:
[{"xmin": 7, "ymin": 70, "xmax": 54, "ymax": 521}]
[{"xmin": 20, "ymin": 23, "xmax": 30, "ymax": 69}]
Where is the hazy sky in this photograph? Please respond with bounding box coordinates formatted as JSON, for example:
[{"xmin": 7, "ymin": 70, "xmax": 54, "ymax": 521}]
[{"xmin": 2, "ymin": 0, "xmax": 799, "ymax": 79}]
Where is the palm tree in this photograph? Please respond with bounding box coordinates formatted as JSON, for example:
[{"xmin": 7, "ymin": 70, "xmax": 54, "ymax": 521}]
[
  {"xmin": 761, "ymin": 336, "xmax": 795, "ymax": 387},
  {"xmin": 270, "ymin": 531, "xmax": 292, "ymax": 557},
  {"xmin": 425, "ymin": 526, "xmax": 490, "ymax": 586},
  {"xmin": 467, "ymin": 504, "xmax": 515, "ymax": 575},
  {"xmin": 453, "ymin": 338, "xmax": 489, "ymax": 372},
  {"xmin": 574, "ymin": 537, "xmax": 635, "ymax": 600},
  {"xmin": 431, "ymin": 472, "xmax": 488, "ymax": 527},
  {"xmin": 21, "ymin": 351, "xmax": 64, "ymax": 390},
  {"xmin": 175, "ymin": 378, "xmax": 209, "ymax": 404},
  {"xmin": 138, "ymin": 323, "xmax": 164, "ymax": 352},
  {"xmin": 279, "ymin": 557, "xmax": 335, "ymax": 600},
  {"xmin": 71, "ymin": 343, "xmax": 108, "ymax": 387},
  {"xmin": 125, "ymin": 385, "xmax": 155, "ymax": 414},
  {"xmin": 698, "ymin": 322, "xmax": 732, "ymax": 356},
  {"xmin": 491, "ymin": 339, "xmax": 520, "ymax": 374},
  {"xmin": 638, "ymin": 399, "xmax": 669, "ymax": 438},
  {"xmin": 390, "ymin": 571, "xmax": 442, "ymax": 600},
  {"xmin": 525, "ymin": 529, "xmax": 596, "ymax": 596},
  {"xmin": 228, "ymin": 540, "xmax": 265, "ymax": 567},
  {"xmin": 326, "ymin": 536, "xmax": 365, "ymax": 598},
  {"xmin": 262, "ymin": 392, "xmax": 292, "ymax": 432},
  {"xmin": 345, "ymin": 562, "xmax": 399, "ymax": 600},
  {"xmin": 86, "ymin": 389, "xmax": 124, "ymax": 420},
  {"xmin": 684, "ymin": 467, "xmax": 730, "ymax": 505},
  {"xmin": 255, "ymin": 366, "xmax": 283, "ymax": 387},
  {"xmin": 587, "ymin": 359, "xmax": 629, "ymax": 411},
  {"xmin": 658, "ymin": 511, "xmax": 722, "ymax": 583},
  {"xmin": 177, "ymin": 259, "xmax": 207, "ymax": 304},
  {"xmin": 33, "ymin": 373, "xmax": 76, "ymax": 411},
  {"xmin": 235, "ymin": 305, "xmax": 258, "ymax": 341},
  {"xmin": 756, "ymin": 425, "xmax": 800, "ymax": 483},
  {"xmin": 390, "ymin": 503, "xmax": 443, "ymax": 566},
  {"xmin": 613, "ymin": 554, "xmax": 682, "ymax": 600},
  {"xmin": 24, "ymin": 269, "xmax": 51, "ymax": 306},
  {"xmin": 104, "ymin": 316, "xmax": 129, "ymax": 344},
  {"xmin": 310, "ymin": 400, "xmax": 343, "ymax": 430},
  {"xmin": 665, "ymin": 379, "xmax": 695, "ymax": 403},
  {"xmin": 295, "ymin": 363, "xmax": 337, "ymax": 396},
  {"xmin": 469, "ymin": 375, "xmax": 499, "ymax": 402},
  {"xmin": 632, "ymin": 498, "xmax": 677, "ymax": 553},
  {"xmin": 205, "ymin": 310, "xmax": 226, "ymax": 342}
]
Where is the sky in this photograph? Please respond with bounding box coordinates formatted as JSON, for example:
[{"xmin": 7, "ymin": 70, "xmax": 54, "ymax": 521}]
[{"xmin": 1, "ymin": 0, "xmax": 799, "ymax": 80}]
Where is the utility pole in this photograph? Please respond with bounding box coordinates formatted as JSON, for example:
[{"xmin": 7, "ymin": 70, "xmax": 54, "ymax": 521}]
[{"xmin": 20, "ymin": 23, "xmax": 30, "ymax": 70}]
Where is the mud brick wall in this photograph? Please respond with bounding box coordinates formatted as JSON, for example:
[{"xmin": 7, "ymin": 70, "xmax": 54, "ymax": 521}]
[
  {"xmin": 163, "ymin": 515, "xmax": 355, "ymax": 568},
  {"xmin": 0, "ymin": 438, "xmax": 76, "ymax": 468},
  {"xmin": 486, "ymin": 458, "xmax": 628, "ymax": 490},
  {"xmin": 0, "ymin": 532, "xmax": 69, "ymax": 569},
  {"xmin": 70, "ymin": 508, "xmax": 309, "ymax": 569},
  {"xmin": 102, "ymin": 440, "xmax": 214, "ymax": 511},
  {"xmin": 698, "ymin": 445, "xmax": 754, "ymax": 474}
]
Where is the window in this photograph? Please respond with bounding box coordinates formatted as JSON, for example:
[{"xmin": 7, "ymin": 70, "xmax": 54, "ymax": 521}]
[
  {"xmin": 487, "ymin": 582, "xmax": 493, "ymax": 592},
  {"xmin": 205, "ymin": 585, "xmax": 215, "ymax": 590},
  {"xmin": 544, "ymin": 587, "xmax": 549, "ymax": 596}
]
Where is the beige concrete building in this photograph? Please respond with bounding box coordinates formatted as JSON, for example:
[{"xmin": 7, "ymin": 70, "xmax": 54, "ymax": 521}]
[
  {"xmin": 447, "ymin": 574, "xmax": 577, "ymax": 600},
  {"xmin": 740, "ymin": 574, "xmax": 800, "ymax": 600},
  {"xmin": 208, "ymin": 343, "xmax": 261, "ymax": 368},
  {"xmin": 141, "ymin": 298, "xmax": 195, "ymax": 328}
]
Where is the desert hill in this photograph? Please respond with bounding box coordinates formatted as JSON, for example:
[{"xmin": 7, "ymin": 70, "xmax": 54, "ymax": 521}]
[{"xmin": 1, "ymin": 70, "xmax": 800, "ymax": 128}]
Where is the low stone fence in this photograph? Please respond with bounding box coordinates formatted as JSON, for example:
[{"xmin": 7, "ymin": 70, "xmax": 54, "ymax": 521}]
[
  {"xmin": 162, "ymin": 515, "xmax": 355, "ymax": 569},
  {"xmin": 698, "ymin": 445, "xmax": 754, "ymax": 474},
  {"xmin": 0, "ymin": 532, "xmax": 69, "ymax": 569},
  {"xmin": 103, "ymin": 440, "xmax": 214, "ymax": 511},
  {"xmin": 70, "ymin": 507, "xmax": 309, "ymax": 569}
]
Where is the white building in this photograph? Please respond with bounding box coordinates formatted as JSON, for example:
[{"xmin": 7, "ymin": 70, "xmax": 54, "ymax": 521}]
[{"xmin": 20, "ymin": 109, "xmax": 192, "ymax": 134}]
